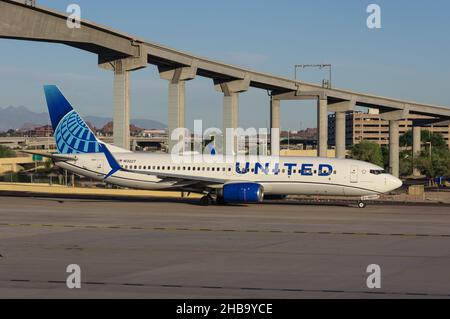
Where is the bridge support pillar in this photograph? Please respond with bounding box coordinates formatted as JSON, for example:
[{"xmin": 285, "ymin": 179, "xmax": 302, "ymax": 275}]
[
  {"xmin": 159, "ymin": 66, "xmax": 197, "ymax": 154},
  {"xmin": 99, "ymin": 49, "xmax": 148, "ymax": 150},
  {"xmin": 328, "ymin": 100, "xmax": 355, "ymax": 159},
  {"xmin": 215, "ymin": 76, "xmax": 250, "ymax": 156},
  {"xmin": 335, "ymin": 111, "xmax": 346, "ymax": 159},
  {"xmin": 389, "ymin": 120, "xmax": 400, "ymax": 177},
  {"xmin": 413, "ymin": 125, "xmax": 422, "ymax": 177},
  {"xmin": 317, "ymin": 99, "xmax": 328, "ymax": 157},
  {"xmin": 270, "ymin": 97, "xmax": 281, "ymax": 157},
  {"xmin": 223, "ymin": 93, "xmax": 240, "ymax": 155},
  {"xmin": 113, "ymin": 63, "xmax": 130, "ymax": 150},
  {"xmin": 381, "ymin": 109, "xmax": 409, "ymax": 178}
]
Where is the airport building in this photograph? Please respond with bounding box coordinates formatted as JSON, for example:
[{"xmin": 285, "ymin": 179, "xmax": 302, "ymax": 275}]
[{"xmin": 328, "ymin": 109, "xmax": 450, "ymax": 149}]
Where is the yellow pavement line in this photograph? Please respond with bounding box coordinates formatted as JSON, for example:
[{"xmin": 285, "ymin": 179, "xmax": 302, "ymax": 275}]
[{"xmin": 0, "ymin": 183, "xmax": 201, "ymax": 199}]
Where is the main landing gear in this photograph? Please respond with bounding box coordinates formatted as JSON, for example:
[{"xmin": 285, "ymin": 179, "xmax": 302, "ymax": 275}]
[
  {"xmin": 200, "ymin": 195, "xmax": 213, "ymax": 206},
  {"xmin": 199, "ymin": 194, "xmax": 227, "ymax": 206}
]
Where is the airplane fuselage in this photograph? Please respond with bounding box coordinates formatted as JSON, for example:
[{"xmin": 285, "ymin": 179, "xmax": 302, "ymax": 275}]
[{"xmin": 55, "ymin": 153, "xmax": 402, "ymax": 197}]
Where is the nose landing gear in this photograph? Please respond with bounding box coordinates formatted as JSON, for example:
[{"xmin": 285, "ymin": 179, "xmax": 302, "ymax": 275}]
[
  {"xmin": 357, "ymin": 195, "xmax": 379, "ymax": 209},
  {"xmin": 357, "ymin": 201, "xmax": 367, "ymax": 209}
]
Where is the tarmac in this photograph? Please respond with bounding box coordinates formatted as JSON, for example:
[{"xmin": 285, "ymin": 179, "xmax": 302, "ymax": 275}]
[{"xmin": 1, "ymin": 195, "xmax": 450, "ymax": 299}]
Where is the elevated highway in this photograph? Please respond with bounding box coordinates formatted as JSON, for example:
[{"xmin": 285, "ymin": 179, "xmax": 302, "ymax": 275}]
[{"xmin": 1, "ymin": 0, "xmax": 449, "ymax": 176}]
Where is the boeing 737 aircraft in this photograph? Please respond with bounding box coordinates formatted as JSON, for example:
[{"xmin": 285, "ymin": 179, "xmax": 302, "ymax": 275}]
[{"xmin": 34, "ymin": 85, "xmax": 402, "ymax": 208}]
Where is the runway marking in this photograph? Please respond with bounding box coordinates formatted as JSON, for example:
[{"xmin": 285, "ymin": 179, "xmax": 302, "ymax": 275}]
[
  {"xmin": 3, "ymin": 279, "xmax": 450, "ymax": 298},
  {"xmin": 1, "ymin": 223, "xmax": 450, "ymax": 239}
]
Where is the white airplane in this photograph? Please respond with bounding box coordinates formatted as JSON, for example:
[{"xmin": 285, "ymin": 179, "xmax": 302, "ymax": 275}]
[{"xmin": 35, "ymin": 85, "xmax": 402, "ymax": 208}]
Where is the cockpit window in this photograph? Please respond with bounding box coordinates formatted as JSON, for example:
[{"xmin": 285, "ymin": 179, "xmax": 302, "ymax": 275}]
[{"xmin": 370, "ymin": 169, "xmax": 386, "ymax": 175}]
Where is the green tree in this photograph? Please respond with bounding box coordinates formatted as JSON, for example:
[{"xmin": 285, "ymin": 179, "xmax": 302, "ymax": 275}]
[
  {"xmin": 381, "ymin": 145, "xmax": 389, "ymax": 169},
  {"xmin": 399, "ymin": 150, "xmax": 413, "ymax": 177},
  {"xmin": 350, "ymin": 140, "xmax": 384, "ymax": 167},
  {"xmin": 0, "ymin": 145, "xmax": 16, "ymax": 158},
  {"xmin": 416, "ymin": 148, "xmax": 450, "ymax": 178},
  {"xmin": 400, "ymin": 130, "xmax": 449, "ymax": 177},
  {"xmin": 400, "ymin": 130, "xmax": 447, "ymax": 150}
]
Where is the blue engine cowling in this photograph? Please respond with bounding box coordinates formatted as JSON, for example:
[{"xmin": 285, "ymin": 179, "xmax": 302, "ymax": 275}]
[{"xmin": 222, "ymin": 183, "xmax": 264, "ymax": 203}]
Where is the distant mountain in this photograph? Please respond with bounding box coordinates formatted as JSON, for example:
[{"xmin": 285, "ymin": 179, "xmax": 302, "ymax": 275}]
[
  {"xmin": 0, "ymin": 106, "xmax": 166, "ymax": 132},
  {"xmin": 0, "ymin": 106, "xmax": 50, "ymax": 132}
]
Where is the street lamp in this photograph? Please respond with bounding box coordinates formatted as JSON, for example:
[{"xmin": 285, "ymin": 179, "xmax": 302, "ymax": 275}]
[
  {"xmin": 425, "ymin": 141, "xmax": 432, "ymax": 159},
  {"xmin": 294, "ymin": 64, "xmax": 332, "ymax": 88}
]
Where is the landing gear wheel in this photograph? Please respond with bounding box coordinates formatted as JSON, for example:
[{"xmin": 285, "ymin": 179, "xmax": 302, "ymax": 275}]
[
  {"xmin": 358, "ymin": 201, "xmax": 367, "ymax": 209},
  {"xmin": 200, "ymin": 196, "xmax": 212, "ymax": 206},
  {"xmin": 216, "ymin": 196, "xmax": 226, "ymax": 205}
]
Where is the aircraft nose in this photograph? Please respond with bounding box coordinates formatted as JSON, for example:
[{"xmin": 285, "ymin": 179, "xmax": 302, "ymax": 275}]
[{"xmin": 388, "ymin": 175, "xmax": 403, "ymax": 191}]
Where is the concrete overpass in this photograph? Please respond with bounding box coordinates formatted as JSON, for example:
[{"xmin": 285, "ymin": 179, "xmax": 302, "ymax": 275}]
[{"xmin": 2, "ymin": 0, "xmax": 450, "ymax": 176}]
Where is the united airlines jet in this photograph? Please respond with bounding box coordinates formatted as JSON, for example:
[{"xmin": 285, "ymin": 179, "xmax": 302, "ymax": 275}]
[{"xmin": 34, "ymin": 85, "xmax": 402, "ymax": 208}]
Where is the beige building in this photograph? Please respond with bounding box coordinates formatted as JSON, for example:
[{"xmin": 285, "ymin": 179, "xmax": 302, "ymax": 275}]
[{"xmin": 328, "ymin": 109, "xmax": 450, "ymax": 148}]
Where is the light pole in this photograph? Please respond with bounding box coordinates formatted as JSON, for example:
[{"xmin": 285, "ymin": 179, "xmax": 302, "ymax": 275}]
[
  {"xmin": 295, "ymin": 64, "xmax": 332, "ymax": 88},
  {"xmin": 426, "ymin": 142, "xmax": 432, "ymax": 159}
]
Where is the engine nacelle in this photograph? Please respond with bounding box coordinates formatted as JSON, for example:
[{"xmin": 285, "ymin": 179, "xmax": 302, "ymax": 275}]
[{"xmin": 222, "ymin": 183, "xmax": 264, "ymax": 203}]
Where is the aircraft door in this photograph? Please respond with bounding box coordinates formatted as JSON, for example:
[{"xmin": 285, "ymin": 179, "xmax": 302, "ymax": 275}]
[{"xmin": 350, "ymin": 165, "xmax": 358, "ymax": 183}]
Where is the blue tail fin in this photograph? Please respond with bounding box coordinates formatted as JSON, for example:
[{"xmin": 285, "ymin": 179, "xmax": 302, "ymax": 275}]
[{"xmin": 44, "ymin": 85, "xmax": 101, "ymax": 154}]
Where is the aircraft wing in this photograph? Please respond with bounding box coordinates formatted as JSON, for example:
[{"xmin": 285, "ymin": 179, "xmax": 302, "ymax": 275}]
[{"xmin": 132, "ymin": 170, "xmax": 230, "ymax": 185}]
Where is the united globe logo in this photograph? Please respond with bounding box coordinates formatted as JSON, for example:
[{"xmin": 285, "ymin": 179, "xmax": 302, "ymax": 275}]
[{"xmin": 54, "ymin": 110, "xmax": 100, "ymax": 154}]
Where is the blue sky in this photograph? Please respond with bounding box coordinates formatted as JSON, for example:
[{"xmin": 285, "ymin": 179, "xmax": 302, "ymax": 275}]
[{"xmin": 1, "ymin": 0, "xmax": 449, "ymax": 130}]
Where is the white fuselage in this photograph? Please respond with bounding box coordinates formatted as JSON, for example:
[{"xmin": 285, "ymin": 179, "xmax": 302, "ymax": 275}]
[{"xmin": 56, "ymin": 152, "xmax": 402, "ymax": 197}]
